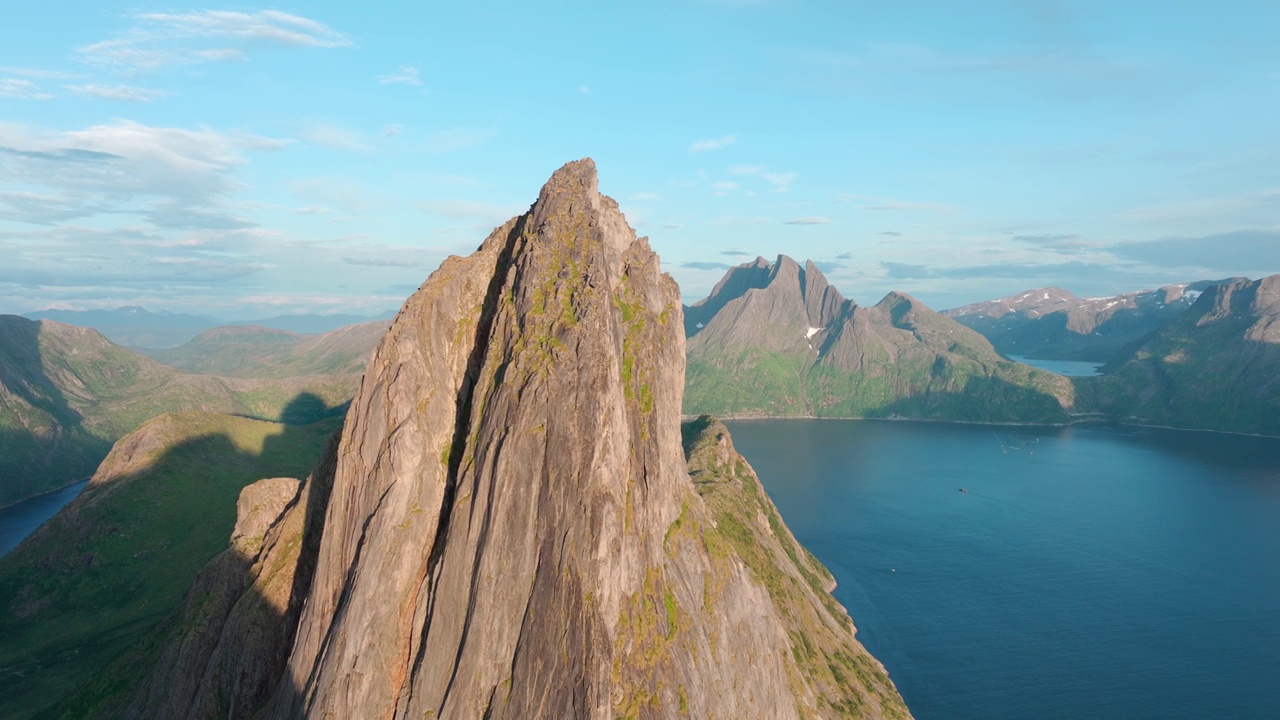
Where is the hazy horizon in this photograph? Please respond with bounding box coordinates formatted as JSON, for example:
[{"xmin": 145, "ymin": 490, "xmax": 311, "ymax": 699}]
[{"xmin": 3, "ymin": 2, "xmax": 1278, "ymax": 317}]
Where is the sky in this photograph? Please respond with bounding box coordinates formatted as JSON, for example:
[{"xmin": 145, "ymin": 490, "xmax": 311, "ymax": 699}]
[{"xmin": 2, "ymin": 1, "xmax": 1279, "ymax": 318}]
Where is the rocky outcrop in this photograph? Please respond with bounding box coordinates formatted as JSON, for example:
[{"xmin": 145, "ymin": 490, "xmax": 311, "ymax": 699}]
[
  {"xmin": 107, "ymin": 159, "xmax": 911, "ymax": 719},
  {"xmin": 684, "ymin": 256, "xmax": 1073, "ymax": 422}
]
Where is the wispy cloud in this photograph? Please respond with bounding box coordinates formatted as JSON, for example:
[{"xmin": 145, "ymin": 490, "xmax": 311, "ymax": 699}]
[
  {"xmin": 579, "ymin": 85, "xmax": 591, "ymax": 95},
  {"xmin": 0, "ymin": 120, "xmax": 284, "ymax": 229},
  {"xmin": 730, "ymin": 164, "xmax": 798, "ymax": 192},
  {"xmin": 0, "ymin": 66, "xmax": 79, "ymax": 80},
  {"xmin": 690, "ymin": 134, "xmax": 736, "ymax": 153},
  {"xmin": 837, "ymin": 192, "xmax": 958, "ymax": 214},
  {"xmin": 1109, "ymin": 229, "xmax": 1280, "ymax": 271},
  {"xmin": 66, "ymin": 84, "xmax": 164, "ymax": 102},
  {"xmin": 784, "ymin": 216, "xmax": 831, "ymax": 225},
  {"xmin": 1013, "ymin": 233, "xmax": 1099, "ymax": 251},
  {"xmin": 415, "ymin": 199, "xmax": 523, "ymax": 227},
  {"xmin": 682, "ymin": 261, "xmax": 732, "ymax": 271},
  {"xmin": 0, "ymin": 79, "xmax": 53, "ymax": 100},
  {"xmin": 77, "ymin": 10, "xmax": 351, "ymax": 72},
  {"xmin": 294, "ymin": 205, "xmax": 334, "ymax": 215},
  {"xmin": 631, "ymin": 192, "xmax": 661, "ymax": 201},
  {"xmin": 299, "ymin": 123, "xmax": 371, "ymax": 152},
  {"xmin": 383, "ymin": 124, "xmax": 403, "ymax": 137},
  {"xmin": 711, "ymin": 181, "xmax": 739, "ymax": 192},
  {"xmin": 378, "ymin": 65, "xmax": 422, "ymax": 86}
]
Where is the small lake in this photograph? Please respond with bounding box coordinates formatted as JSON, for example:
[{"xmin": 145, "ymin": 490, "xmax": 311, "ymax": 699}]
[
  {"xmin": 1007, "ymin": 354, "xmax": 1106, "ymax": 377},
  {"xmin": 0, "ymin": 480, "xmax": 88, "ymax": 557},
  {"xmin": 725, "ymin": 419, "xmax": 1280, "ymax": 720}
]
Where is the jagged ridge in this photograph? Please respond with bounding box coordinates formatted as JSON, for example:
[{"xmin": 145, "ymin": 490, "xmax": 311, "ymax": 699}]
[{"xmin": 684, "ymin": 255, "xmax": 1074, "ymax": 422}]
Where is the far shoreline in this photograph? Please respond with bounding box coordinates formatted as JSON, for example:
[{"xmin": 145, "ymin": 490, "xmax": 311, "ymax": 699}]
[{"xmin": 684, "ymin": 413, "xmax": 1280, "ymax": 441}]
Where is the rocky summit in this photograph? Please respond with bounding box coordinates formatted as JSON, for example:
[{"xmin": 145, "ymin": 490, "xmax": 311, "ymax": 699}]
[{"xmin": 98, "ymin": 159, "xmax": 910, "ymax": 719}]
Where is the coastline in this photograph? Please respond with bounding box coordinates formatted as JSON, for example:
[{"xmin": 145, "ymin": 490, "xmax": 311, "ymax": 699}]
[
  {"xmin": 0, "ymin": 477, "xmax": 91, "ymax": 512},
  {"xmin": 684, "ymin": 412, "xmax": 1280, "ymax": 440}
]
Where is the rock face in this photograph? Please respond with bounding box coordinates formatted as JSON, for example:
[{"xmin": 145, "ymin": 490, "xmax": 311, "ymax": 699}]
[
  {"xmin": 111, "ymin": 159, "xmax": 912, "ymax": 719},
  {"xmin": 942, "ymin": 280, "xmax": 1239, "ymax": 362},
  {"xmin": 684, "ymin": 256, "xmax": 1073, "ymax": 422},
  {"xmin": 1077, "ymin": 275, "xmax": 1280, "ymax": 434}
]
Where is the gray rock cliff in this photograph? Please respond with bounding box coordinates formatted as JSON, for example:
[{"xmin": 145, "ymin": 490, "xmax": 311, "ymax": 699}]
[{"xmin": 112, "ymin": 160, "xmax": 911, "ymax": 719}]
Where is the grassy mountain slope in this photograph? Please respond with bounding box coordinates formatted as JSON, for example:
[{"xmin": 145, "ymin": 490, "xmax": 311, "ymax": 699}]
[
  {"xmin": 1076, "ymin": 275, "xmax": 1280, "ymax": 434},
  {"xmin": 0, "ymin": 411, "xmax": 339, "ymax": 720},
  {"xmin": 0, "ymin": 316, "xmax": 356, "ymax": 505},
  {"xmin": 145, "ymin": 321, "xmax": 386, "ymax": 379},
  {"xmin": 685, "ymin": 258, "xmax": 1073, "ymax": 422}
]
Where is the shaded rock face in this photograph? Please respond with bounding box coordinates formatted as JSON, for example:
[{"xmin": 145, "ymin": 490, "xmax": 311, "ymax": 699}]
[
  {"xmin": 121, "ymin": 160, "xmax": 908, "ymax": 718},
  {"xmin": 684, "ymin": 256, "xmax": 1073, "ymax": 422},
  {"xmin": 1077, "ymin": 275, "xmax": 1280, "ymax": 435}
]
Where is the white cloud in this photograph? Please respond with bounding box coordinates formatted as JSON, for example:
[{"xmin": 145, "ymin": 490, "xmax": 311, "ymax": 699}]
[
  {"xmin": 299, "ymin": 123, "xmax": 371, "ymax": 152},
  {"xmin": 579, "ymin": 85, "xmax": 592, "ymax": 95},
  {"xmin": 783, "ymin": 217, "xmax": 831, "ymax": 225},
  {"xmin": 383, "ymin": 123, "xmax": 403, "ymax": 137},
  {"xmin": 836, "ymin": 192, "xmax": 958, "ymax": 214},
  {"xmin": 730, "ymin": 165, "xmax": 763, "ymax": 175},
  {"xmin": 690, "ymin": 134, "xmax": 737, "ymax": 153},
  {"xmin": 0, "ymin": 120, "xmax": 285, "ymax": 228},
  {"xmin": 712, "ymin": 181, "xmax": 739, "ymax": 191},
  {"xmin": 294, "ymin": 205, "xmax": 334, "ymax": 215},
  {"xmin": 0, "ymin": 66, "xmax": 80, "ymax": 80},
  {"xmin": 0, "ymin": 79, "xmax": 53, "ymax": 100},
  {"xmin": 762, "ymin": 171, "xmax": 797, "ymax": 192},
  {"xmin": 378, "ymin": 65, "xmax": 422, "ymax": 86},
  {"xmin": 288, "ymin": 176, "xmax": 382, "ymax": 213},
  {"xmin": 415, "ymin": 199, "xmax": 523, "ymax": 227},
  {"xmin": 77, "ymin": 10, "xmax": 351, "ymax": 72},
  {"xmin": 66, "ymin": 84, "xmax": 164, "ymax": 102}
]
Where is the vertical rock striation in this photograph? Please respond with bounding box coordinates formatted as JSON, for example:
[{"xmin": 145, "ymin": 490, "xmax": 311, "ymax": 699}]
[{"xmin": 107, "ymin": 159, "xmax": 910, "ymax": 719}]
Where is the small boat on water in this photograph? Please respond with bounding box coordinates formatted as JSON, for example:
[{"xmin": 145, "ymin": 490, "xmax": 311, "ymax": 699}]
[{"xmin": 958, "ymin": 488, "xmax": 968, "ymax": 493}]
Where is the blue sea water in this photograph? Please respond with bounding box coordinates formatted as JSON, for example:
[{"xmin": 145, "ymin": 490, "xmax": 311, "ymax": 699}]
[
  {"xmin": 725, "ymin": 419, "xmax": 1280, "ymax": 720},
  {"xmin": 1007, "ymin": 354, "xmax": 1106, "ymax": 377},
  {"xmin": 0, "ymin": 480, "xmax": 88, "ymax": 556}
]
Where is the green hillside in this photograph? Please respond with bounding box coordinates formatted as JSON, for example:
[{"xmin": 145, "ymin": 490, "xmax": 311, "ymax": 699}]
[
  {"xmin": 0, "ymin": 316, "xmax": 355, "ymax": 506},
  {"xmin": 145, "ymin": 321, "xmax": 385, "ymax": 379},
  {"xmin": 0, "ymin": 410, "xmax": 338, "ymax": 720}
]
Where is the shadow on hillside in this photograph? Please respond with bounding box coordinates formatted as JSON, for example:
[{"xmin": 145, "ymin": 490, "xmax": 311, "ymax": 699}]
[
  {"xmin": 689, "ymin": 364, "xmax": 1074, "ymax": 425},
  {"xmin": 0, "ymin": 319, "xmax": 108, "ymax": 506},
  {"xmin": 0, "ymin": 392, "xmax": 341, "ymax": 720}
]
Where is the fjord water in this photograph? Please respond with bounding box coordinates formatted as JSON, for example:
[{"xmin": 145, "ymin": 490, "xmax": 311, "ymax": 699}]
[
  {"xmin": 1007, "ymin": 354, "xmax": 1105, "ymax": 377},
  {"xmin": 0, "ymin": 480, "xmax": 87, "ymax": 556},
  {"xmin": 726, "ymin": 419, "xmax": 1280, "ymax": 720}
]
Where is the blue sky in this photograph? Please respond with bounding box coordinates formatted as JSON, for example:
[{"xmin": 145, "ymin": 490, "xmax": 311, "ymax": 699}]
[{"xmin": 2, "ymin": 1, "xmax": 1279, "ymax": 317}]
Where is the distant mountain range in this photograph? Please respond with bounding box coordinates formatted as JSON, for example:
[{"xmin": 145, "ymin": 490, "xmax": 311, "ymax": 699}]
[
  {"xmin": 942, "ymin": 280, "xmax": 1239, "ymax": 362},
  {"xmin": 21, "ymin": 307, "xmax": 396, "ymax": 349},
  {"xmin": 684, "ymin": 256, "xmax": 1074, "ymax": 423},
  {"xmin": 143, "ymin": 321, "xmax": 388, "ymax": 379}
]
